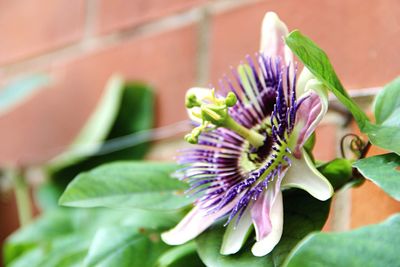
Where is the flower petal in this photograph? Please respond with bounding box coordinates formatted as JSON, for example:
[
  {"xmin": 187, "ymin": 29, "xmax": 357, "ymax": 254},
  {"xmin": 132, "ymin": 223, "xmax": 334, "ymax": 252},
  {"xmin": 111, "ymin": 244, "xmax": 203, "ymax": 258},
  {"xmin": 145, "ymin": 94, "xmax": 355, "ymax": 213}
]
[
  {"xmin": 250, "ymin": 167, "xmax": 287, "ymax": 241},
  {"xmin": 296, "ymin": 67, "xmax": 314, "ymax": 96},
  {"xmin": 282, "ymin": 149, "xmax": 333, "ymax": 201},
  {"xmin": 220, "ymin": 208, "xmax": 253, "ymax": 255},
  {"xmin": 251, "ymin": 190, "xmax": 284, "ymax": 257},
  {"xmin": 293, "ymin": 79, "xmax": 328, "ymax": 157},
  {"xmin": 161, "ymin": 200, "xmax": 237, "ymax": 246},
  {"xmin": 260, "ymin": 12, "xmax": 292, "ymax": 65}
]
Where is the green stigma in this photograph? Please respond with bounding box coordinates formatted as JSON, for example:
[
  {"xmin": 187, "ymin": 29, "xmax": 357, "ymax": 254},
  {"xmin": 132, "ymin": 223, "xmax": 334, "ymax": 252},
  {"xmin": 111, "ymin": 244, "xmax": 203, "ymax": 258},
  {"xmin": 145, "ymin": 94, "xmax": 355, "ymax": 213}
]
[{"xmin": 185, "ymin": 90, "xmax": 265, "ymax": 148}]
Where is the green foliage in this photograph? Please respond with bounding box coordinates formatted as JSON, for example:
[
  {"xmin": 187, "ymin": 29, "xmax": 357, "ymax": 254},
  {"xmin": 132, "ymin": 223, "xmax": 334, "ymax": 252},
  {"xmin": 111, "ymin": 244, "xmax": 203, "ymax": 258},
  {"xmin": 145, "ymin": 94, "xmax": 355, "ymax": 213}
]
[
  {"xmin": 4, "ymin": 208, "xmax": 194, "ymax": 267},
  {"xmin": 317, "ymin": 159, "xmax": 353, "ymax": 190},
  {"xmin": 84, "ymin": 226, "xmax": 168, "ymax": 267},
  {"xmin": 196, "ymin": 190, "xmax": 331, "ymax": 267},
  {"xmin": 46, "ymin": 75, "xmax": 154, "ymax": 189},
  {"xmin": 59, "ymin": 162, "xmax": 193, "ymax": 210},
  {"xmin": 0, "ymin": 74, "xmax": 50, "ymax": 116},
  {"xmin": 286, "ymin": 31, "xmax": 400, "ymax": 155},
  {"xmin": 157, "ymin": 242, "xmax": 204, "ymax": 267},
  {"xmin": 285, "ymin": 30, "xmax": 370, "ymax": 132},
  {"xmin": 367, "ymin": 77, "xmax": 400, "ymax": 155},
  {"xmin": 283, "ymin": 214, "xmax": 400, "ymax": 267},
  {"xmin": 354, "ymin": 153, "xmax": 400, "ymax": 201}
]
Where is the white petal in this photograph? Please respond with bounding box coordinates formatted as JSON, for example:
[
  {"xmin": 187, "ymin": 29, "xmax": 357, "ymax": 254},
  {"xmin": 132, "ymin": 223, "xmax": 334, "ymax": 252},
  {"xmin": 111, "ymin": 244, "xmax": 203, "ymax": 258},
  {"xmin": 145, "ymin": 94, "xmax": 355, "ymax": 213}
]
[
  {"xmin": 251, "ymin": 191, "xmax": 284, "ymax": 257},
  {"xmin": 292, "ymin": 79, "xmax": 329, "ymax": 156},
  {"xmin": 282, "ymin": 149, "xmax": 333, "ymax": 201},
  {"xmin": 296, "ymin": 67, "xmax": 314, "ymax": 97},
  {"xmin": 161, "ymin": 199, "xmax": 238, "ymax": 246},
  {"xmin": 220, "ymin": 208, "xmax": 253, "ymax": 255},
  {"xmin": 260, "ymin": 12, "xmax": 293, "ymax": 65}
]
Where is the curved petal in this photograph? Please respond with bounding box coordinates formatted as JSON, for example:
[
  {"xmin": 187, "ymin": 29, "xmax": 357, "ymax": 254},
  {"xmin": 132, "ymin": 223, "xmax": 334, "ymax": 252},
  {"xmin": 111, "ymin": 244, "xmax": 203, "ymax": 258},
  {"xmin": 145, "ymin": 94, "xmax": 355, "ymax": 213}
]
[
  {"xmin": 281, "ymin": 149, "xmax": 333, "ymax": 201},
  {"xmin": 161, "ymin": 200, "xmax": 237, "ymax": 246},
  {"xmin": 251, "ymin": 168, "xmax": 287, "ymax": 241},
  {"xmin": 220, "ymin": 208, "xmax": 253, "ymax": 255},
  {"xmin": 293, "ymin": 79, "xmax": 328, "ymax": 157},
  {"xmin": 251, "ymin": 190, "xmax": 283, "ymax": 257},
  {"xmin": 185, "ymin": 87, "xmax": 212, "ymax": 123},
  {"xmin": 296, "ymin": 67, "xmax": 314, "ymax": 96},
  {"xmin": 260, "ymin": 12, "xmax": 293, "ymax": 65}
]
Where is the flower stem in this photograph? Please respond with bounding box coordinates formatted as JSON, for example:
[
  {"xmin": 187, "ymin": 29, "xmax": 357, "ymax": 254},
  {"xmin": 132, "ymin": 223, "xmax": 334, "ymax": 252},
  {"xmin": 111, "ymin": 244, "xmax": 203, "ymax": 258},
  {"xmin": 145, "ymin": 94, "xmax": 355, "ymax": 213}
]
[
  {"xmin": 224, "ymin": 116, "xmax": 265, "ymax": 148},
  {"xmin": 11, "ymin": 167, "xmax": 32, "ymax": 227}
]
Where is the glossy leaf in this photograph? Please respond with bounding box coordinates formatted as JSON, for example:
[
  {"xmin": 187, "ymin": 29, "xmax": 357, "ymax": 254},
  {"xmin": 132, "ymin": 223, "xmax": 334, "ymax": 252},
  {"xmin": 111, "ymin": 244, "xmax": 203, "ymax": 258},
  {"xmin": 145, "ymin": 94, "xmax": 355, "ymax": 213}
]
[
  {"xmin": 47, "ymin": 76, "xmax": 154, "ymax": 188},
  {"xmin": 373, "ymin": 77, "xmax": 400, "ymax": 126},
  {"xmin": 353, "ymin": 153, "xmax": 400, "ymax": 201},
  {"xmin": 84, "ymin": 226, "xmax": 168, "ymax": 267},
  {"xmin": 366, "ymin": 77, "xmax": 400, "ymax": 154},
  {"xmin": 285, "ymin": 30, "xmax": 370, "ymax": 132},
  {"xmin": 5, "ymin": 208, "xmax": 184, "ymax": 267},
  {"xmin": 317, "ymin": 158, "xmax": 353, "ymax": 191},
  {"xmin": 59, "ymin": 162, "xmax": 193, "ymax": 210},
  {"xmin": 0, "ymin": 74, "xmax": 50, "ymax": 116},
  {"xmin": 196, "ymin": 190, "xmax": 330, "ymax": 267},
  {"xmin": 283, "ymin": 214, "xmax": 400, "ymax": 267},
  {"xmin": 157, "ymin": 242, "xmax": 204, "ymax": 267},
  {"xmin": 366, "ymin": 123, "xmax": 400, "ymax": 155}
]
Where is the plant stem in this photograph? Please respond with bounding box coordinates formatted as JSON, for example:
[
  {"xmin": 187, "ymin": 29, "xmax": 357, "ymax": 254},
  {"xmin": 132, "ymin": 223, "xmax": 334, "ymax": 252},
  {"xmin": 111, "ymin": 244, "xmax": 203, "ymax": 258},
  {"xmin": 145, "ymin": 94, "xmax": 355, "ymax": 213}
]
[
  {"xmin": 12, "ymin": 167, "xmax": 32, "ymax": 226},
  {"xmin": 360, "ymin": 141, "xmax": 372, "ymax": 159},
  {"xmin": 224, "ymin": 116, "xmax": 265, "ymax": 148}
]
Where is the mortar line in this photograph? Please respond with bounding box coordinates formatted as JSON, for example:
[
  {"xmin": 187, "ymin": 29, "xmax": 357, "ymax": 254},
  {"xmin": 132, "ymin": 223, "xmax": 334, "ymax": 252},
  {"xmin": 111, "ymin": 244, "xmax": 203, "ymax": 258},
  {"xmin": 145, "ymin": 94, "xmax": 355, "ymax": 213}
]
[
  {"xmin": 0, "ymin": 0, "xmax": 260, "ymax": 78},
  {"xmin": 196, "ymin": 6, "xmax": 211, "ymax": 86}
]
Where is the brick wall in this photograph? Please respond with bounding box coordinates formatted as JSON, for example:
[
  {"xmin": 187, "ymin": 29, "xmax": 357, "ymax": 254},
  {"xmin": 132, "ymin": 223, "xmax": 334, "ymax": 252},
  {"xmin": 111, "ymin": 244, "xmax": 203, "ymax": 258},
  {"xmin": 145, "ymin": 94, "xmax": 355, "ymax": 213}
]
[{"xmin": 1, "ymin": 0, "xmax": 400, "ymax": 254}]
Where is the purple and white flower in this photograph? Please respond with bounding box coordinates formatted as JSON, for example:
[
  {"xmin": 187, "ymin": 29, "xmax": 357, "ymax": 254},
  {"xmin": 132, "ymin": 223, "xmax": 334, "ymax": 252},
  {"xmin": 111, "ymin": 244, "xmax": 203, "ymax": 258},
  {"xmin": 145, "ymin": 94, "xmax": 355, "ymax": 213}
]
[{"xmin": 161, "ymin": 12, "xmax": 333, "ymax": 257}]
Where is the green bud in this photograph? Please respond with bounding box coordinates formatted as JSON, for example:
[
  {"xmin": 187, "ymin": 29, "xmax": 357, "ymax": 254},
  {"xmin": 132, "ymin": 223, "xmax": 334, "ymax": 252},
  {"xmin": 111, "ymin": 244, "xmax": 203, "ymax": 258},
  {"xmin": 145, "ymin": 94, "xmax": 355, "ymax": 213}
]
[
  {"xmin": 185, "ymin": 93, "xmax": 200, "ymax": 108},
  {"xmin": 225, "ymin": 92, "xmax": 237, "ymax": 107},
  {"xmin": 185, "ymin": 133, "xmax": 198, "ymax": 144}
]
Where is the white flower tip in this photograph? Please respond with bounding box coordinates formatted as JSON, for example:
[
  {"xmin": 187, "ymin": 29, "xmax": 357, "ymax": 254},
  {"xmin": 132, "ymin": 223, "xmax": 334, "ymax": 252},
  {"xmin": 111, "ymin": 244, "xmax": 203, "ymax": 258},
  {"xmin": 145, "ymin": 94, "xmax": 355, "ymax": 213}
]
[
  {"xmin": 260, "ymin": 12, "xmax": 292, "ymax": 65},
  {"xmin": 161, "ymin": 231, "xmax": 185, "ymax": 246},
  {"xmin": 251, "ymin": 240, "xmax": 275, "ymax": 257},
  {"xmin": 220, "ymin": 243, "xmax": 238, "ymax": 255}
]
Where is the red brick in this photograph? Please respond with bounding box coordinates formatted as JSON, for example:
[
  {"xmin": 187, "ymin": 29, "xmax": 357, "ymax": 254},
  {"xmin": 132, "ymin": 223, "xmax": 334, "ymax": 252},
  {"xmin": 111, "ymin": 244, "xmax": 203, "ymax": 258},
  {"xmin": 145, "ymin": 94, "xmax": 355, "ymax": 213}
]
[
  {"xmin": 0, "ymin": 25, "xmax": 197, "ymax": 165},
  {"xmin": 313, "ymin": 124, "xmax": 338, "ymax": 162},
  {"xmin": 351, "ymin": 180, "xmax": 400, "ymax": 228},
  {"xmin": 210, "ymin": 0, "xmax": 400, "ymax": 88},
  {"xmin": 0, "ymin": 0, "xmax": 86, "ymax": 66},
  {"xmin": 96, "ymin": 0, "xmax": 207, "ymax": 34}
]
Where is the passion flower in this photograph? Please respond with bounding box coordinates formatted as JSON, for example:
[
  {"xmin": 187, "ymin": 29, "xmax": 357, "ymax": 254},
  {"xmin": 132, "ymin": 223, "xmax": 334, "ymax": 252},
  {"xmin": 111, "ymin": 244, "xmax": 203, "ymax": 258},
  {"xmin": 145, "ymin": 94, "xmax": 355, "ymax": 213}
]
[{"xmin": 161, "ymin": 12, "xmax": 333, "ymax": 257}]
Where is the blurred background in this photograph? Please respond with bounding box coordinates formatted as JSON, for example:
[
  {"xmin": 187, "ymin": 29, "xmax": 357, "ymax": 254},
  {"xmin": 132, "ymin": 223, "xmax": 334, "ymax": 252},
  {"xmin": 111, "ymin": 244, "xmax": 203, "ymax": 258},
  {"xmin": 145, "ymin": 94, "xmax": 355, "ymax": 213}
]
[{"xmin": 1, "ymin": 0, "xmax": 400, "ymax": 264}]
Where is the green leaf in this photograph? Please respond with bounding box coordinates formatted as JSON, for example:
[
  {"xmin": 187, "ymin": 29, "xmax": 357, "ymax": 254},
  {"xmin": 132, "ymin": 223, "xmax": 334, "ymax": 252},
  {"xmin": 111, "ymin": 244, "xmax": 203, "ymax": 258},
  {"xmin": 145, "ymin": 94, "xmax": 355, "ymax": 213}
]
[
  {"xmin": 4, "ymin": 208, "xmax": 95, "ymax": 265},
  {"xmin": 317, "ymin": 158, "xmax": 353, "ymax": 190},
  {"xmin": 353, "ymin": 153, "xmax": 400, "ymax": 201},
  {"xmin": 59, "ymin": 162, "xmax": 193, "ymax": 210},
  {"xmin": 0, "ymin": 74, "xmax": 50, "ymax": 116},
  {"xmin": 157, "ymin": 241, "xmax": 204, "ymax": 267},
  {"xmin": 285, "ymin": 30, "xmax": 370, "ymax": 132},
  {"xmin": 47, "ymin": 75, "xmax": 154, "ymax": 188},
  {"xmin": 5, "ymin": 207, "xmax": 184, "ymax": 267},
  {"xmin": 8, "ymin": 235, "xmax": 89, "ymax": 267},
  {"xmin": 195, "ymin": 190, "xmax": 330, "ymax": 267},
  {"xmin": 373, "ymin": 77, "xmax": 400, "ymax": 126},
  {"xmin": 364, "ymin": 77, "xmax": 400, "ymax": 154},
  {"xmin": 365, "ymin": 123, "xmax": 400, "ymax": 155},
  {"xmin": 283, "ymin": 214, "xmax": 400, "ymax": 267},
  {"xmin": 84, "ymin": 226, "xmax": 168, "ymax": 267}
]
